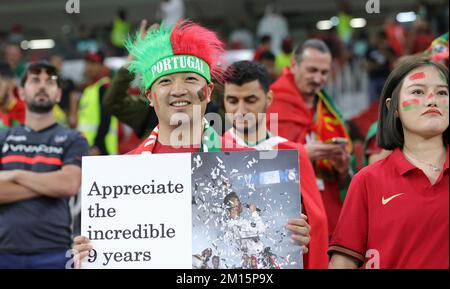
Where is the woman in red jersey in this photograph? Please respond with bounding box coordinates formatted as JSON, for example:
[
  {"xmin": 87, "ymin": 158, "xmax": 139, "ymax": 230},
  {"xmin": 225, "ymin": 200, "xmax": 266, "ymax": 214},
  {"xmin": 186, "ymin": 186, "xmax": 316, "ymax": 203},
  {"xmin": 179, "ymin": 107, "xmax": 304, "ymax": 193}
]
[{"xmin": 328, "ymin": 55, "xmax": 449, "ymax": 269}]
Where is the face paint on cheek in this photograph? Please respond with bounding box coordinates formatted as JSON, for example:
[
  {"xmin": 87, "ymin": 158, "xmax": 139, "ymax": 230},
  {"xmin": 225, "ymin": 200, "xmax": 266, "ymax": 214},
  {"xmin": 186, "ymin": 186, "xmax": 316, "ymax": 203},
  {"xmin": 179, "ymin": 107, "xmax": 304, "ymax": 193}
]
[
  {"xmin": 409, "ymin": 72, "xmax": 426, "ymax": 81},
  {"xmin": 197, "ymin": 85, "xmax": 208, "ymax": 102},
  {"xmin": 441, "ymin": 97, "xmax": 449, "ymax": 109},
  {"xmin": 439, "ymin": 70, "xmax": 447, "ymax": 82},
  {"xmin": 203, "ymin": 85, "xmax": 208, "ymax": 101},
  {"xmin": 153, "ymin": 91, "xmax": 160, "ymax": 109},
  {"xmin": 401, "ymin": 98, "xmax": 421, "ymax": 111}
]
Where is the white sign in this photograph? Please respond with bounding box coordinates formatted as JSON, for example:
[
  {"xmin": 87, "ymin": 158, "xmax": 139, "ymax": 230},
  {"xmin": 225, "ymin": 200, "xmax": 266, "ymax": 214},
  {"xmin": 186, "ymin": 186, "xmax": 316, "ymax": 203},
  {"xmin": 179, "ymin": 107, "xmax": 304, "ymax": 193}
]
[{"xmin": 81, "ymin": 154, "xmax": 192, "ymax": 268}]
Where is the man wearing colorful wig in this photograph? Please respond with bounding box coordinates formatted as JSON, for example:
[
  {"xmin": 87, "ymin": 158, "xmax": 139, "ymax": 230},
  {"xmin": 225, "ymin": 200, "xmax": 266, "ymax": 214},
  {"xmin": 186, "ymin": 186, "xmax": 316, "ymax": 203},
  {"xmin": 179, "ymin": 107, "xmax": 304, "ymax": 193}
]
[
  {"xmin": 124, "ymin": 21, "xmax": 224, "ymax": 154},
  {"xmin": 73, "ymin": 21, "xmax": 311, "ymax": 267}
]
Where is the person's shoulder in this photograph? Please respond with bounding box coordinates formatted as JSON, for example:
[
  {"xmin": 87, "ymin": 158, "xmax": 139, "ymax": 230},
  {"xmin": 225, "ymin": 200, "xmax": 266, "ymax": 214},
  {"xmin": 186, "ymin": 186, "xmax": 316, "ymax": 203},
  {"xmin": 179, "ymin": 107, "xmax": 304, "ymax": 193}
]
[
  {"xmin": 99, "ymin": 82, "xmax": 111, "ymax": 93},
  {"xmin": 53, "ymin": 123, "xmax": 76, "ymax": 134},
  {"xmin": 354, "ymin": 154, "xmax": 394, "ymax": 181},
  {"xmin": 0, "ymin": 127, "xmax": 13, "ymax": 142},
  {"xmin": 275, "ymin": 138, "xmax": 297, "ymax": 149},
  {"xmin": 2, "ymin": 124, "xmax": 24, "ymax": 136},
  {"xmin": 270, "ymin": 70, "xmax": 291, "ymax": 90},
  {"xmin": 276, "ymin": 140, "xmax": 311, "ymax": 164},
  {"xmin": 276, "ymin": 138, "xmax": 309, "ymax": 150},
  {"xmin": 126, "ymin": 148, "xmax": 139, "ymax": 155},
  {"xmin": 269, "ymin": 71, "xmax": 302, "ymax": 105},
  {"xmin": 53, "ymin": 124, "xmax": 87, "ymax": 142},
  {"xmin": 223, "ymin": 146, "xmax": 255, "ymax": 152}
]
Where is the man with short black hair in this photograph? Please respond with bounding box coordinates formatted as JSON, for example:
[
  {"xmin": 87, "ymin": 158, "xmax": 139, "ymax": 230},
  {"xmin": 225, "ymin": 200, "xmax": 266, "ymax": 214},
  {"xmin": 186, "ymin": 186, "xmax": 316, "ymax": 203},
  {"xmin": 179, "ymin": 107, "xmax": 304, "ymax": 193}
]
[
  {"xmin": 0, "ymin": 62, "xmax": 89, "ymax": 268},
  {"xmin": 222, "ymin": 60, "xmax": 329, "ymax": 268}
]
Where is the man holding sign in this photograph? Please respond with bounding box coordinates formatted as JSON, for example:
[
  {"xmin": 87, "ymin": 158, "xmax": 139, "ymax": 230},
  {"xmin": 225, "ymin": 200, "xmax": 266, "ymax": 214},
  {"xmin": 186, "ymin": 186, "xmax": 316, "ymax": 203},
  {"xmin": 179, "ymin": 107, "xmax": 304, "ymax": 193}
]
[{"xmin": 74, "ymin": 20, "xmax": 310, "ymax": 268}]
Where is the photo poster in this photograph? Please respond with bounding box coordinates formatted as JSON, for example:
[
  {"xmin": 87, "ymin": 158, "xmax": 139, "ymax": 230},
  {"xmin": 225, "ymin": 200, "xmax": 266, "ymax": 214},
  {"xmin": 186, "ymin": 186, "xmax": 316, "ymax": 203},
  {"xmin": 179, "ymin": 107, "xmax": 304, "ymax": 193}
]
[
  {"xmin": 192, "ymin": 150, "xmax": 302, "ymax": 269},
  {"xmin": 81, "ymin": 150, "xmax": 302, "ymax": 269}
]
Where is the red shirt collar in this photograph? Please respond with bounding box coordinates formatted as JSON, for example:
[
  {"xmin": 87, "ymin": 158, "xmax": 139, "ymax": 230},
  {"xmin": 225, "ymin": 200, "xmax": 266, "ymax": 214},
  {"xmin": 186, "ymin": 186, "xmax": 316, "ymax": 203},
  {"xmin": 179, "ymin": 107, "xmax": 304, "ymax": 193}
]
[{"xmin": 392, "ymin": 144, "xmax": 449, "ymax": 175}]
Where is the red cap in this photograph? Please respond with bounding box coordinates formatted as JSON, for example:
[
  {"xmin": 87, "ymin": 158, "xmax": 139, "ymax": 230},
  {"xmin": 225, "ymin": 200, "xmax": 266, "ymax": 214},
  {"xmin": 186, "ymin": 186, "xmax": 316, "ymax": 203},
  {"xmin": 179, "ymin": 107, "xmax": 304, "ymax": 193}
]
[{"xmin": 84, "ymin": 51, "xmax": 104, "ymax": 63}]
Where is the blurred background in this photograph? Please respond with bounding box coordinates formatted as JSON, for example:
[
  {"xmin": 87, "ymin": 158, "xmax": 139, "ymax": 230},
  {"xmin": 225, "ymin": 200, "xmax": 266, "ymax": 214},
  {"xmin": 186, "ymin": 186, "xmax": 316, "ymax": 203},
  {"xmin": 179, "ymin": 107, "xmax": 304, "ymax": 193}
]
[{"xmin": 1, "ymin": 0, "xmax": 447, "ymax": 116}]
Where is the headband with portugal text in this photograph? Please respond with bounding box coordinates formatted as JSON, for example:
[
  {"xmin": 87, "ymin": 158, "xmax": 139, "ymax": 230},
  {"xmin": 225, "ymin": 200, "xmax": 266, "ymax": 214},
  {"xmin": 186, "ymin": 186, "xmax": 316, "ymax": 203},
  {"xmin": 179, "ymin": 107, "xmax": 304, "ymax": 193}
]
[
  {"xmin": 125, "ymin": 21, "xmax": 224, "ymax": 91},
  {"xmin": 148, "ymin": 54, "xmax": 210, "ymax": 86}
]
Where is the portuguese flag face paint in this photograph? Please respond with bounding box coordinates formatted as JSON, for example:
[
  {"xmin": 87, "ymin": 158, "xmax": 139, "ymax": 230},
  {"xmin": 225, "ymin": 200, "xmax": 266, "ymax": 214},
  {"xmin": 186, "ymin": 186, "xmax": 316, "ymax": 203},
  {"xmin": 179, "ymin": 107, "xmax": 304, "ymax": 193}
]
[
  {"xmin": 402, "ymin": 98, "xmax": 420, "ymax": 111},
  {"xmin": 439, "ymin": 70, "xmax": 446, "ymax": 82},
  {"xmin": 153, "ymin": 91, "xmax": 160, "ymax": 109},
  {"xmin": 196, "ymin": 85, "xmax": 208, "ymax": 102},
  {"xmin": 442, "ymin": 97, "xmax": 449, "ymax": 109},
  {"xmin": 409, "ymin": 72, "xmax": 426, "ymax": 81}
]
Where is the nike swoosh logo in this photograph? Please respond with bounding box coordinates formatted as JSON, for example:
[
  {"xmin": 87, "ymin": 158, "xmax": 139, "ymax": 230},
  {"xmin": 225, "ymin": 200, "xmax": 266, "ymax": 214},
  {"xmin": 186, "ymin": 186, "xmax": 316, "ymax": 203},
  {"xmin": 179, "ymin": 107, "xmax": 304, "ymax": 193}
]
[{"xmin": 382, "ymin": 193, "xmax": 405, "ymax": 205}]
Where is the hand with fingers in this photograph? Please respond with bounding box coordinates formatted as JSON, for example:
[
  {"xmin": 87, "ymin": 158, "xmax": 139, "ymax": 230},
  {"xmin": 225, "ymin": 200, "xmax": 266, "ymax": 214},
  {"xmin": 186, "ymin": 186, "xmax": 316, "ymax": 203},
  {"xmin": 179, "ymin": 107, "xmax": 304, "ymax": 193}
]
[
  {"xmin": 330, "ymin": 149, "xmax": 350, "ymax": 175},
  {"xmin": 304, "ymin": 142, "xmax": 346, "ymax": 162},
  {"xmin": 126, "ymin": 20, "xmax": 160, "ymax": 62},
  {"xmin": 73, "ymin": 235, "xmax": 93, "ymax": 269},
  {"xmin": 286, "ymin": 214, "xmax": 311, "ymax": 254}
]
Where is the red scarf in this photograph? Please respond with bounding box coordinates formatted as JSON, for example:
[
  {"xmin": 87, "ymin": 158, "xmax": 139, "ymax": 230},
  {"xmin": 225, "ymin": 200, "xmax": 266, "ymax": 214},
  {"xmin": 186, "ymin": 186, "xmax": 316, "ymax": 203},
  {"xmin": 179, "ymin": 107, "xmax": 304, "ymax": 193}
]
[
  {"xmin": 268, "ymin": 68, "xmax": 351, "ymax": 148},
  {"xmin": 268, "ymin": 68, "xmax": 352, "ymax": 236},
  {"xmin": 0, "ymin": 96, "xmax": 25, "ymax": 129},
  {"xmin": 267, "ymin": 68, "xmax": 315, "ymax": 144}
]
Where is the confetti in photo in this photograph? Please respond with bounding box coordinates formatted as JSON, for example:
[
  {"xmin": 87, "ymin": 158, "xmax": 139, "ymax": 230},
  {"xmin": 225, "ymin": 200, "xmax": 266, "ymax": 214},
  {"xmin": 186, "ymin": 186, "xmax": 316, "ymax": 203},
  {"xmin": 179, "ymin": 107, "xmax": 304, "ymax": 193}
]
[{"xmin": 191, "ymin": 150, "xmax": 302, "ymax": 269}]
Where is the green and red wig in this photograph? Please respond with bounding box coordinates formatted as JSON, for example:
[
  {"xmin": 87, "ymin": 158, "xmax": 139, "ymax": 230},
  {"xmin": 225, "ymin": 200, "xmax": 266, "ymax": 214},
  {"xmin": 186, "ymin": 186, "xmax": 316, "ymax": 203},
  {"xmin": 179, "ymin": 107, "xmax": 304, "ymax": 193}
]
[{"xmin": 125, "ymin": 20, "xmax": 225, "ymax": 91}]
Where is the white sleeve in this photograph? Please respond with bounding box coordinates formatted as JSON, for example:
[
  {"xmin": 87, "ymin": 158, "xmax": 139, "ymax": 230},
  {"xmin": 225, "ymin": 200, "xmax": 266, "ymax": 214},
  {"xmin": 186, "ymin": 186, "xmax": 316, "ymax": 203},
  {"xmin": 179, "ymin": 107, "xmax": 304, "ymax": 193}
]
[{"xmin": 250, "ymin": 211, "xmax": 266, "ymax": 233}]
